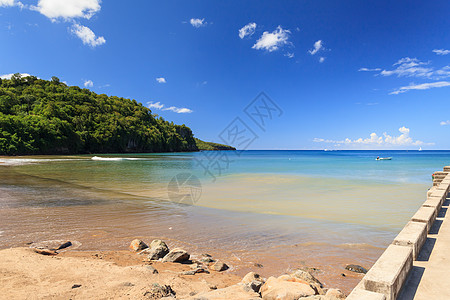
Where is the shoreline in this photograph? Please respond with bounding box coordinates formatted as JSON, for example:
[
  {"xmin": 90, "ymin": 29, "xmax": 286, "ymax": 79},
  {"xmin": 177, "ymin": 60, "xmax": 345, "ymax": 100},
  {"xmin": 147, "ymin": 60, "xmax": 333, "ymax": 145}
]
[{"xmin": 0, "ymin": 238, "xmax": 352, "ymax": 299}]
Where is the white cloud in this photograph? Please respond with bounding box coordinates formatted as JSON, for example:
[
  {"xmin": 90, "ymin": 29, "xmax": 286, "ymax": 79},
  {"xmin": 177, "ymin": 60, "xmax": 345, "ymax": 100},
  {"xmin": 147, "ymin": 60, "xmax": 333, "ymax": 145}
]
[
  {"xmin": 433, "ymin": 49, "xmax": 450, "ymax": 55},
  {"xmin": 390, "ymin": 81, "xmax": 450, "ymax": 95},
  {"xmin": 358, "ymin": 67, "xmax": 381, "ymax": 72},
  {"xmin": 156, "ymin": 77, "xmax": 166, "ymax": 84},
  {"xmin": 0, "ymin": 0, "xmax": 23, "ymax": 8},
  {"xmin": 313, "ymin": 127, "xmax": 431, "ymax": 148},
  {"xmin": 33, "ymin": 0, "xmax": 101, "ymax": 21},
  {"xmin": 319, "ymin": 57, "xmax": 325, "ymax": 63},
  {"xmin": 147, "ymin": 101, "xmax": 193, "ymax": 114},
  {"xmin": 190, "ymin": 18, "xmax": 206, "ymax": 28},
  {"xmin": 71, "ymin": 23, "xmax": 105, "ymax": 47},
  {"xmin": 252, "ymin": 26, "xmax": 291, "ymax": 52},
  {"xmin": 440, "ymin": 120, "xmax": 450, "ymax": 126},
  {"xmin": 308, "ymin": 40, "xmax": 323, "ymax": 55},
  {"xmin": 239, "ymin": 22, "xmax": 256, "ymax": 39},
  {"xmin": 84, "ymin": 79, "xmax": 93, "ymax": 87},
  {"xmin": 0, "ymin": 73, "xmax": 30, "ymax": 79}
]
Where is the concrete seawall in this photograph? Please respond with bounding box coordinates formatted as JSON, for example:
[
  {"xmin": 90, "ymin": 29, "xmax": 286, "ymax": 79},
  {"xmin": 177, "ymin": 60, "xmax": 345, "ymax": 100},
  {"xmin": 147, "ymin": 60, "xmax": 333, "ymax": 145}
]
[{"xmin": 347, "ymin": 166, "xmax": 450, "ymax": 300}]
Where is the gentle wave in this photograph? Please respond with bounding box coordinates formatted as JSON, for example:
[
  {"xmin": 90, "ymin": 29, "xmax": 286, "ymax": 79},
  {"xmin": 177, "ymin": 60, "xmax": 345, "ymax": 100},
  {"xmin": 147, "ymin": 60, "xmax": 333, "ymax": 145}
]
[
  {"xmin": 91, "ymin": 156, "xmax": 144, "ymax": 161},
  {"xmin": 0, "ymin": 158, "xmax": 81, "ymax": 166}
]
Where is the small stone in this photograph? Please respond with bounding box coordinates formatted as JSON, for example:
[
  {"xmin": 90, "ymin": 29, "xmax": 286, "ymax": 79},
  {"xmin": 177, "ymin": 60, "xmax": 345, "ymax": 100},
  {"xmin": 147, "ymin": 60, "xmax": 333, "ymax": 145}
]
[
  {"xmin": 144, "ymin": 284, "xmax": 175, "ymax": 299},
  {"xmin": 146, "ymin": 266, "xmax": 158, "ymax": 274},
  {"xmin": 341, "ymin": 273, "xmax": 346, "ymax": 277},
  {"xmin": 210, "ymin": 261, "xmax": 229, "ymax": 271},
  {"xmin": 122, "ymin": 282, "xmax": 135, "ymax": 287},
  {"xmin": 241, "ymin": 272, "xmax": 263, "ymax": 285},
  {"xmin": 345, "ymin": 264, "xmax": 368, "ymax": 274},
  {"xmin": 33, "ymin": 248, "xmax": 57, "ymax": 256},
  {"xmin": 56, "ymin": 241, "xmax": 72, "ymax": 250},
  {"xmin": 253, "ymin": 263, "xmax": 264, "ymax": 268},
  {"xmin": 162, "ymin": 248, "xmax": 190, "ymax": 263},
  {"xmin": 129, "ymin": 239, "xmax": 148, "ymax": 252},
  {"xmin": 72, "ymin": 284, "xmax": 82, "ymax": 289}
]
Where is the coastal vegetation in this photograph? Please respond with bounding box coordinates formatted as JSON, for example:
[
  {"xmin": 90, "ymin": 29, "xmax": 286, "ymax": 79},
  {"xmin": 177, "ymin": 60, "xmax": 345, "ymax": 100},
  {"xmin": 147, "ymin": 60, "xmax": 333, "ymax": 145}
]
[
  {"xmin": 0, "ymin": 74, "xmax": 232, "ymax": 155},
  {"xmin": 194, "ymin": 138, "xmax": 236, "ymax": 151}
]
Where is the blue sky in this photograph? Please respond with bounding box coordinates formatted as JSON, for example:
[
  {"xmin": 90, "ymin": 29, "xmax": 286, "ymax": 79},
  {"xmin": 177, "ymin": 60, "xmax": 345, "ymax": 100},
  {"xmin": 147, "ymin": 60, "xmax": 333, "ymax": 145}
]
[{"xmin": 1, "ymin": 0, "xmax": 450, "ymax": 149}]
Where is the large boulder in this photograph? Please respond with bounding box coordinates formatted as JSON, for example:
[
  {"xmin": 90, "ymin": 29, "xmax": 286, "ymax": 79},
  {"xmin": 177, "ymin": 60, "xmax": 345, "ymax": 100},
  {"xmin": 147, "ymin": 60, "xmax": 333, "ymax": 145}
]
[
  {"xmin": 325, "ymin": 288, "xmax": 346, "ymax": 299},
  {"xmin": 260, "ymin": 276, "xmax": 316, "ymax": 300},
  {"xmin": 290, "ymin": 269, "xmax": 323, "ymax": 287},
  {"xmin": 162, "ymin": 248, "xmax": 190, "ymax": 263},
  {"xmin": 241, "ymin": 272, "xmax": 265, "ymax": 293},
  {"xmin": 129, "ymin": 239, "xmax": 148, "ymax": 252},
  {"xmin": 142, "ymin": 240, "xmax": 170, "ymax": 260}
]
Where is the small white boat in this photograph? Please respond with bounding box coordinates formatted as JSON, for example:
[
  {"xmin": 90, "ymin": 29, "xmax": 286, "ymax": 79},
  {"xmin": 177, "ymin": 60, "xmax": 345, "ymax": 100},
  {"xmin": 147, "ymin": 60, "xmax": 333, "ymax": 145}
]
[
  {"xmin": 419, "ymin": 147, "xmax": 422, "ymax": 151},
  {"xmin": 376, "ymin": 157, "xmax": 392, "ymax": 161}
]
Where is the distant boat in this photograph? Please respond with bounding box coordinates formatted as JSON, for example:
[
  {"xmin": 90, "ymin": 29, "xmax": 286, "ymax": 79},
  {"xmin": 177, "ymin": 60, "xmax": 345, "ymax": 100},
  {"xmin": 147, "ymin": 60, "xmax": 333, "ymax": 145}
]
[
  {"xmin": 376, "ymin": 157, "xmax": 392, "ymax": 161},
  {"xmin": 419, "ymin": 147, "xmax": 422, "ymax": 151}
]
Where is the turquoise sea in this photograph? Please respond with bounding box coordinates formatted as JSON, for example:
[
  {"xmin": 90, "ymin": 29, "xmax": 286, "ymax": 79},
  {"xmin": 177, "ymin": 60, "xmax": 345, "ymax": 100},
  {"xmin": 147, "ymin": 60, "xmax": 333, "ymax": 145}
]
[{"xmin": 1, "ymin": 150, "xmax": 449, "ymax": 292}]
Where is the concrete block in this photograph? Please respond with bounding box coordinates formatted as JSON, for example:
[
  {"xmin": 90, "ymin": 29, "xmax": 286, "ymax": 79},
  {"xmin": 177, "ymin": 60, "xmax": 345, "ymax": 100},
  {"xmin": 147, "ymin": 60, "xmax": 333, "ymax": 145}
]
[
  {"xmin": 346, "ymin": 288, "xmax": 386, "ymax": 300},
  {"xmin": 392, "ymin": 221, "xmax": 427, "ymax": 260},
  {"xmin": 423, "ymin": 196, "xmax": 443, "ymax": 212},
  {"xmin": 363, "ymin": 244, "xmax": 413, "ymax": 300},
  {"xmin": 443, "ymin": 166, "xmax": 450, "ymax": 172},
  {"xmin": 427, "ymin": 186, "xmax": 436, "ymax": 197},
  {"xmin": 436, "ymin": 183, "xmax": 449, "ymax": 193},
  {"xmin": 411, "ymin": 206, "xmax": 437, "ymax": 232},
  {"xmin": 430, "ymin": 189, "xmax": 447, "ymax": 203}
]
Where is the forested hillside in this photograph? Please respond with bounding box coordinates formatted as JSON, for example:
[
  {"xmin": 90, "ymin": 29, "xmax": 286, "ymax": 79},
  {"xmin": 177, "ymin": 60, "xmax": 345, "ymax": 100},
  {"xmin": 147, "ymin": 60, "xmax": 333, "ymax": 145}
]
[{"xmin": 0, "ymin": 74, "xmax": 199, "ymax": 155}]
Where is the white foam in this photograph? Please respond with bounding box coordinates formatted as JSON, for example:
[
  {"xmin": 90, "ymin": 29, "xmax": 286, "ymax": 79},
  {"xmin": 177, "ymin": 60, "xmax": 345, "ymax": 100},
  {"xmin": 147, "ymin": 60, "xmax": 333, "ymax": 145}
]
[
  {"xmin": 0, "ymin": 158, "xmax": 80, "ymax": 166},
  {"xmin": 91, "ymin": 156, "xmax": 143, "ymax": 161}
]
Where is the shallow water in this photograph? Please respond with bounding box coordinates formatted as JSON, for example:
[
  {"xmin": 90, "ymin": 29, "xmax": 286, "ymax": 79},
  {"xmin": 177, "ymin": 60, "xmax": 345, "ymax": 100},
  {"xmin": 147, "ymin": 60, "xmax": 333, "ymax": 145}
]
[{"xmin": 0, "ymin": 150, "xmax": 448, "ymax": 293}]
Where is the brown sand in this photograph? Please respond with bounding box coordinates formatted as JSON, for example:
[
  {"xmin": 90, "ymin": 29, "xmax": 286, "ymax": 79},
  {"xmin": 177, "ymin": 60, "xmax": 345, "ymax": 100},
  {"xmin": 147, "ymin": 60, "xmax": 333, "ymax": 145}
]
[{"xmin": 0, "ymin": 247, "xmax": 242, "ymax": 299}]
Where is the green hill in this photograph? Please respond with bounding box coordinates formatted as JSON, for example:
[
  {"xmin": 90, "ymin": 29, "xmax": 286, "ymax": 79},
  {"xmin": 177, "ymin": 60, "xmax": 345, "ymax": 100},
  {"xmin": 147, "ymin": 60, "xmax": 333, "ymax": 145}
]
[
  {"xmin": 0, "ymin": 74, "xmax": 233, "ymax": 155},
  {"xmin": 195, "ymin": 138, "xmax": 236, "ymax": 151}
]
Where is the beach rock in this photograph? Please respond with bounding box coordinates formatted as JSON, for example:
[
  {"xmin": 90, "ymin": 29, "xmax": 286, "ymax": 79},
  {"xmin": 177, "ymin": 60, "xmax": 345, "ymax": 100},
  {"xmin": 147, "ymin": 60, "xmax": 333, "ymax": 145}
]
[
  {"xmin": 345, "ymin": 264, "xmax": 368, "ymax": 274},
  {"xmin": 254, "ymin": 263, "xmax": 264, "ymax": 268},
  {"xmin": 33, "ymin": 248, "xmax": 58, "ymax": 256},
  {"xmin": 146, "ymin": 246, "xmax": 170, "ymax": 261},
  {"xmin": 129, "ymin": 239, "xmax": 148, "ymax": 252},
  {"xmin": 145, "ymin": 266, "xmax": 159, "ymax": 274},
  {"xmin": 162, "ymin": 248, "xmax": 190, "ymax": 263},
  {"xmin": 56, "ymin": 241, "xmax": 72, "ymax": 250},
  {"xmin": 290, "ymin": 269, "xmax": 323, "ymax": 287},
  {"xmin": 187, "ymin": 284, "xmax": 260, "ymax": 300},
  {"xmin": 210, "ymin": 261, "xmax": 229, "ymax": 271},
  {"xmin": 71, "ymin": 284, "xmax": 82, "ymax": 289},
  {"xmin": 144, "ymin": 284, "xmax": 175, "ymax": 299},
  {"xmin": 241, "ymin": 272, "xmax": 265, "ymax": 293},
  {"xmin": 325, "ymin": 288, "xmax": 346, "ymax": 299},
  {"xmin": 260, "ymin": 276, "xmax": 316, "ymax": 300},
  {"xmin": 200, "ymin": 254, "xmax": 215, "ymax": 263},
  {"xmin": 150, "ymin": 239, "xmax": 169, "ymax": 250}
]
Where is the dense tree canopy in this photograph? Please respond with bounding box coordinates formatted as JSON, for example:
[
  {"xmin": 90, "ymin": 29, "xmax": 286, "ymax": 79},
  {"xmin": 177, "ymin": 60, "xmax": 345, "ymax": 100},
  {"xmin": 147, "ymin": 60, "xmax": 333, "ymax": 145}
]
[{"xmin": 0, "ymin": 74, "xmax": 199, "ymax": 155}]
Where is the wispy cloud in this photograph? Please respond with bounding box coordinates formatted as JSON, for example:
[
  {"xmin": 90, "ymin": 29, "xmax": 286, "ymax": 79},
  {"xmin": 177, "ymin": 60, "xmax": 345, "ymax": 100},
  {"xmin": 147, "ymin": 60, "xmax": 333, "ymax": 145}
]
[
  {"xmin": 71, "ymin": 23, "xmax": 105, "ymax": 47},
  {"xmin": 83, "ymin": 79, "xmax": 93, "ymax": 87},
  {"xmin": 380, "ymin": 57, "xmax": 433, "ymax": 78},
  {"xmin": 440, "ymin": 120, "xmax": 450, "ymax": 126},
  {"xmin": 156, "ymin": 77, "xmax": 166, "ymax": 84},
  {"xmin": 190, "ymin": 18, "xmax": 206, "ymax": 28},
  {"xmin": 319, "ymin": 57, "xmax": 325, "ymax": 63},
  {"xmin": 390, "ymin": 81, "xmax": 450, "ymax": 95},
  {"xmin": 308, "ymin": 40, "xmax": 323, "ymax": 55},
  {"xmin": 313, "ymin": 127, "xmax": 431, "ymax": 148},
  {"xmin": 239, "ymin": 22, "xmax": 256, "ymax": 39},
  {"xmin": 252, "ymin": 26, "xmax": 291, "ymax": 52},
  {"xmin": 358, "ymin": 67, "xmax": 382, "ymax": 72},
  {"xmin": 284, "ymin": 52, "xmax": 294, "ymax": 59},
  {"xmin": 433, "ymin": 49, "xmax": 450, "ymax": 55},
  {"xmin": 147, "ymin": 101, "xmax": 193, "ymax": 114}
]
